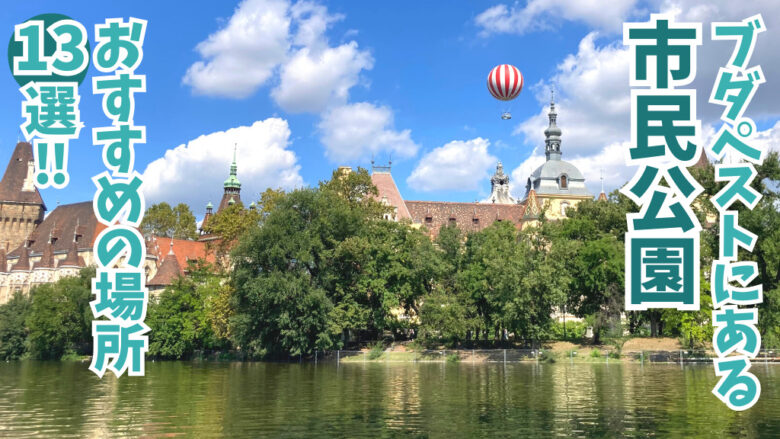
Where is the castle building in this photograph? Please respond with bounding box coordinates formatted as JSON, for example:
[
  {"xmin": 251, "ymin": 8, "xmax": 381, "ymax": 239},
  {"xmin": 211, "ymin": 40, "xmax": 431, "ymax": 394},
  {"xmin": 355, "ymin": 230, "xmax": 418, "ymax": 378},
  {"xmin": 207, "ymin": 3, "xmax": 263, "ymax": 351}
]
[
  {"xmin": 0, "ymin": 142, "xmax": 45, "ymax": 253},
  {"xmin": 487, "ymin": 161, "xmax": 515, "ymax": 204},
  {"xmin": 369, "ymin": 97, "xmax": 596, "ymax": 237},
  {"xmin": 199, "ymin": 145, "xmax": 242, "ymax": 237},
  {"xmin": 522, "ymin": 95, "xmax": 593, "ymax": 220},
  {"xmin": 0, "ymin": 142, "xmax": 214, "ymax": 304},
  {"xmin": 218, "ymin": 145, "xmax": 242, "ymax": 211}
]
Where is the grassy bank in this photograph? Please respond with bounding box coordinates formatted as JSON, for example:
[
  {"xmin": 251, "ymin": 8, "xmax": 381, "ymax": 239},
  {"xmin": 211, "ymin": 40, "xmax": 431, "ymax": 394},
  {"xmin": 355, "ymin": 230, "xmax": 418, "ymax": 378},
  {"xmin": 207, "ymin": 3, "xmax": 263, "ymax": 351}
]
[{"xmin": 334, "ymin": 338, "xmax": 735, "ymax": 364}]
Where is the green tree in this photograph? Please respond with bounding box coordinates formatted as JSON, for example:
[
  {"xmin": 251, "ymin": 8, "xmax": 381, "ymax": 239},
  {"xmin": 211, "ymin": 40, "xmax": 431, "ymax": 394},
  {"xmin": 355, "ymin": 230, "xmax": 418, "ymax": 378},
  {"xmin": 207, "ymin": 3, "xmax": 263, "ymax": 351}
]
[
  {"xmin": 419, "ymin": 224, "xmax": 472, "ymax": 346},
  {"xmin": 140, "ymin": 202, "xmax": 198, "ymax": 240},
  {"xmin": 688, "ymin": 152, "xmax": 780, "ymax": 347},
  {"xmin": 456, "ymin": 221, "xmax": 559, "ymax": 345},
  {"xmin": 26, "ymin": 267, "xmax": 94, "ymax": 360},
  {"xmin": 230, "ymin": 168, "xmax": 437, "ymax": 358},
  {"xmin": 202, "ymin": 202, "xmax": 262, "ymax": 261},
  {"xmin": 146, "ymin": 264, "xmax": 229, "ymax": 359},
  {"xmin": 0, "ymin": 292, "xmax": 31, "ymax": 360},
  {"xmin": 173, "ymin": 203, "xmax": 199, "ymax": 240},
  {"xmin": 418, "ymin": 290, "xmax": 470, "ymax": 346}
]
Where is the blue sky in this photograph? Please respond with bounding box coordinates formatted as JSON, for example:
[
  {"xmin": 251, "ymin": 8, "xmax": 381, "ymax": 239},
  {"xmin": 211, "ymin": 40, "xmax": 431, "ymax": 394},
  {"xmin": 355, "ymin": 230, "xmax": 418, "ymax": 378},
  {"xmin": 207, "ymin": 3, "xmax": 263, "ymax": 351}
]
[{"xmin": 2, "ymin": 0, "xmax": 779, "ymax": 218}]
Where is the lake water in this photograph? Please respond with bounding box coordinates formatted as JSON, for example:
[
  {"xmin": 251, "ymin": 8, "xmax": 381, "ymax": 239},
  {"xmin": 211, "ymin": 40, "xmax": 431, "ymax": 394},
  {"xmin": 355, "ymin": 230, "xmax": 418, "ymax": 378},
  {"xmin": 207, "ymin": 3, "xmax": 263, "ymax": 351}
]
[{"xmin": 0, "ymin": 361, "xmax": 778, "ymax": 438}]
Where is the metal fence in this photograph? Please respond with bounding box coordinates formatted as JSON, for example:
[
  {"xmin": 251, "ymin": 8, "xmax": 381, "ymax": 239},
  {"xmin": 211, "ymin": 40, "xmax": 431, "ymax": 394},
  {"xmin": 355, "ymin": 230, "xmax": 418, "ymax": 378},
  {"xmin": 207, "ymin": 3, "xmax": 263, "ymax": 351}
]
[{"xmin": 311, "ymin": 348, "xmax": 780, "ymax": 365}]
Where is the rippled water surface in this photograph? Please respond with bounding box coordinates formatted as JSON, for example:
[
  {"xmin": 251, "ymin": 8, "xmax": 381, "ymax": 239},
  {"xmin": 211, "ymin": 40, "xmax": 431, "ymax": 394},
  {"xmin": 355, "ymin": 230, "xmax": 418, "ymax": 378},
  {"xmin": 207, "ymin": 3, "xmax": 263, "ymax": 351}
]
[{"xmin": 0, "ymin": 361, "xmax": 778, "ymax": 438}]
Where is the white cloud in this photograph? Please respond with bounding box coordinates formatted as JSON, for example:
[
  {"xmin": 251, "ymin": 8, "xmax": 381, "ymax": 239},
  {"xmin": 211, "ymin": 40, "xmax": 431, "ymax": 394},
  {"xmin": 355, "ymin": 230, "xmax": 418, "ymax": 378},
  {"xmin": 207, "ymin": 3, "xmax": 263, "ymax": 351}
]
[
  {"xmin": 510, "ymin": 33, "xmax": 631, "ymax": 196},
  {"xmin": 509, "ymin": 1, "xmax": 780, "ymax": 197},
  {"xmin": 141, "ymin": 118, "xmax": 303, "ymax": 212},
  {"xmin": 510, "ymin": 142, "xmax": 639, "ymax": 198},
  {"xmin": 183, "ymin": 0, "xmax": 290, "ymax": 98},
  {"xmin": 475, "ymin": 0, "xmax": 638, "ymax": 36},
  {"xmin": 183, "ymin": 0, "xmax": 374, "ymax": 113},
  {"xmin": 510, "ymin": 149, "xmax": 545, "ymax": 195},
  {"xmin": 271, "ymin": 1, "xmax": 373, "ymax": 112},
  {"xmin": 751, "ymin": 120, "xmax": 780, "ymax": 155},
  {"xmin": 514, "ymin": 33, "xmax": 630, "ymax": 157},
  {"xmin": 318, "ymin": 102, "xmax": 419, "ymax": 162},
  {"xmin": 407, "ymin": 138, "xmax": 497, "ymax": 192},
  {"xmin": 659, "ymin": 0, "xmax": 780, "ymax": 120},
  {"xmin": 183, "ymin": 0, "xmax": 416, "ymax": 165},
  {"xmin": 272, "ymin": 42, "xmax": 373, "ymax": 113}
]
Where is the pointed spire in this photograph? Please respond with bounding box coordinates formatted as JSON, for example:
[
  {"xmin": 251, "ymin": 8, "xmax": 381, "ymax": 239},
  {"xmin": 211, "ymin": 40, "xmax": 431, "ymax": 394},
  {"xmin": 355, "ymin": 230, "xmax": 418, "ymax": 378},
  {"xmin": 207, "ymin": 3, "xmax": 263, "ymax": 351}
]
[
  {"xmin": 600, "ymin": 169, "xmax": 605, "ymax": 193},
  {"xmin": 61, "ymin": 230, "xmax": 84, "ymax": 268},
  {"xmin": 219, "ymin": 144, "xmax": 242, "ymax": 211},
  {"xmin": 597, "ymin": 169, "xmax": 608, "ymax": 201},
  {"xmin": 35, "ymin": 232, "xmax": 55, "ymax": 268},
  {"xmin": 148, "ymin": 239, "xmax": 183, "ymax": 287},
  {"xmin": 488, "ymin": 161, "xmax": 515, "ymax": 204},
  {"xmin": 0, "ymin": 141, "xmax": 45, "ymax": 205},
  {"xmin": 224, "ymin": 144, "xmax": 241, "ymax": 190},
  {"xmin": 12, "ymin": 243, "xmax": 31, "ymax": 271},
  {"xmin": 523, "ymin": 188, "xmax": 542, "ymax": 219},
  {"xmin": 544, "ymin": 85, "xmax": 562, "ymax": 161}
]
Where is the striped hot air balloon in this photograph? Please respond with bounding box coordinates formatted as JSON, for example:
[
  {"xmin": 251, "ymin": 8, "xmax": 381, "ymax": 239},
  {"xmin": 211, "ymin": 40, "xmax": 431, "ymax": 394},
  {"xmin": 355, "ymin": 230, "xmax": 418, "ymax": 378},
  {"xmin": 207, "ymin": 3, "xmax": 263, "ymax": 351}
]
[{"xmin": 487, "ymin": 64, "xmax": 523, "ymax": 101}]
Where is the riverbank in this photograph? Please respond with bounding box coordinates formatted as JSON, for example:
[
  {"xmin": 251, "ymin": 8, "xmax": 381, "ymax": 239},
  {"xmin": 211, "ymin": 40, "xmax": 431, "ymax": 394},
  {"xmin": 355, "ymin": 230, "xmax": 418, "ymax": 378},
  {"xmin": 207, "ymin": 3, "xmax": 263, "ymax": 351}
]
[{"xmin": 333, "ymin": 338, "xmax": 780, "ymax": 364}]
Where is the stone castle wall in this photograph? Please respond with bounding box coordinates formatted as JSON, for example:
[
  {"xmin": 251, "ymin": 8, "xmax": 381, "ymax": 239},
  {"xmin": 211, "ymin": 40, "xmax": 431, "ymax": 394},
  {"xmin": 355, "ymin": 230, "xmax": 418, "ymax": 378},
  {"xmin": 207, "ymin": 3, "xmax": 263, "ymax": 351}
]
[{"xmin": 0, "ymin": 202, "xmax": 44, "ymax": 252}]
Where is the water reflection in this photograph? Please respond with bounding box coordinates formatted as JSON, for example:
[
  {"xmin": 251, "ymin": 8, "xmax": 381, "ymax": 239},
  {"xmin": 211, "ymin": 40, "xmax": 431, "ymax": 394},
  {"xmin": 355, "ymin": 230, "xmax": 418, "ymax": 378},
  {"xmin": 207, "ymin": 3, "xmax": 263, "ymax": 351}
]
[{"xmin": 0, "ymin": 361, "xmax": 777, "ymax": 438}]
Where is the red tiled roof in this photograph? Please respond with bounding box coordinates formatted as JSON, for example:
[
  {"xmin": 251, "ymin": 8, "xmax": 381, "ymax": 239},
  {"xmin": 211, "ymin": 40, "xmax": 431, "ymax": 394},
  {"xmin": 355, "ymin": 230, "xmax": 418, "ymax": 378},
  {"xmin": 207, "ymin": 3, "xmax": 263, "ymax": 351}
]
[
  {"xmin": 34, "ymin": 241, "xmax": 55, "ymax": 269},
  {"xmin": 11, "ymin": 247, "xmax": 30, "ymax": 271},
  {"xmin": 147, "ymin": 248, "xmax": 183, "ymax": 287},
  {"xmin": 151, "ymin": 237, "xmax": 215, "ymax": 269},
  {"xmin": 371, "ymin": 172, "xmax": 411, "ymax": 220},
  {"xmin": 8, "ymin": 201, "xmax": 100, "ymax": 259},
  {"xmin": 60, "ymin": 238, "xmax": 85, "ymax": 268},
  {"xmin": 0, "ymin": 142, "xmax": 45, "ymax": 207},
  {"xmin": 405, "ymin": 200, "xmax": 524, "ymax": 236}
]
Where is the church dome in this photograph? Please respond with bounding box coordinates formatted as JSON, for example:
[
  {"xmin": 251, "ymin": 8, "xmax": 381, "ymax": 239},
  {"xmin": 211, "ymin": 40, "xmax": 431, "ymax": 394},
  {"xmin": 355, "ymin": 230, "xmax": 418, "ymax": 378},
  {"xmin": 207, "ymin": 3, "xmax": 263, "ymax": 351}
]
[{"xmin": 530, "ymin": 159, "xmax": 584, "ymax": 181}]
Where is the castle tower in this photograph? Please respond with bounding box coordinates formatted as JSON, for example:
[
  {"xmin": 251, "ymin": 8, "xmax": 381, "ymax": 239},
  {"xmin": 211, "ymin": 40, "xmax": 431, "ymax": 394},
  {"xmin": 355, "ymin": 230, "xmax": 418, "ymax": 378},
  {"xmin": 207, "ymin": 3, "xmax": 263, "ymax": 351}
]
[
  {"xmin": 544, "ymin": 89, "xmax": 562, "ymax": 161},
  {"xmin": 524, "ymin": 89, "xmax": 592, "ymax": 219},
  {"xmin": 218, "ymin": 145, "xmax": 241, "ymax": 211},
  {"xmin": 200, "ymin": 202, "xmax": 214, "ymax": 235},
  {"xmin": 487, "ymin": 161, "xmax": 516, "ymax": 204},
  {"xmin": 148, "ymin": 240, "xmax": 183, "ymax": 292},
  {"xmin": 597, "ymin": 170, "xmax": 608, "ymax": 202},
  {"xmin": 0, "ymin": 142, "xmax": 46, "ymax": 252}
]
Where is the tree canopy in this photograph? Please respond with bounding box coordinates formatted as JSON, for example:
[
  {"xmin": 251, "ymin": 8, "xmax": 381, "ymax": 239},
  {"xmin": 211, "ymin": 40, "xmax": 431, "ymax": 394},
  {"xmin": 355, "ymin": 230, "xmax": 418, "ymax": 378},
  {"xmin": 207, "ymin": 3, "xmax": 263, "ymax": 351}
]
[{"xmin": 140, "ymin": 202, "xmax": 198, "ymax": 240}]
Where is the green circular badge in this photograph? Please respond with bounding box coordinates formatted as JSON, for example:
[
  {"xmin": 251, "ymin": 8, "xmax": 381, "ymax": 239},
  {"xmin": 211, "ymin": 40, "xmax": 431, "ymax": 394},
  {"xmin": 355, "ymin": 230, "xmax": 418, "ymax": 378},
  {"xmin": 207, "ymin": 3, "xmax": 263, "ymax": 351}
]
[{"xmin": 7, "ymin": 13, "xmax": 90, "ymax": 86}]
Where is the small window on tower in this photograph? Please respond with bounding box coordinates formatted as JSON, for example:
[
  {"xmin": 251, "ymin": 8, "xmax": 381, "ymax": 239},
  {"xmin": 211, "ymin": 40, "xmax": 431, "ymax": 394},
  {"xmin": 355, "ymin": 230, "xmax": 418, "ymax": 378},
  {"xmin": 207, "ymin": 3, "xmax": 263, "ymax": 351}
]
[
  {"xmin": 449, "ymin": 217, "xmax": 456, "ymax": 224},
  {"xmin": 472, "ymin": 218, "xmax": 479, "ymax": 225},
  {"xmin": 560, "ymin": 175, "xmax": 568, "ymax": 189},
  {"xmin": 425, "ymin": 216, "xmax": 432, "ymax": 223}
]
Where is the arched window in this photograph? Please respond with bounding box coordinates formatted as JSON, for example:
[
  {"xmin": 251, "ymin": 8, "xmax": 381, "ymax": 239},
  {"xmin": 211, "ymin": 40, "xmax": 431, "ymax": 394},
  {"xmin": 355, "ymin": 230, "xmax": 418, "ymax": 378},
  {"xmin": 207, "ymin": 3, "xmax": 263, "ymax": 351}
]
[{"xmin": 560, "ymin": 174, "xmax": 568, "ymax": 189}]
